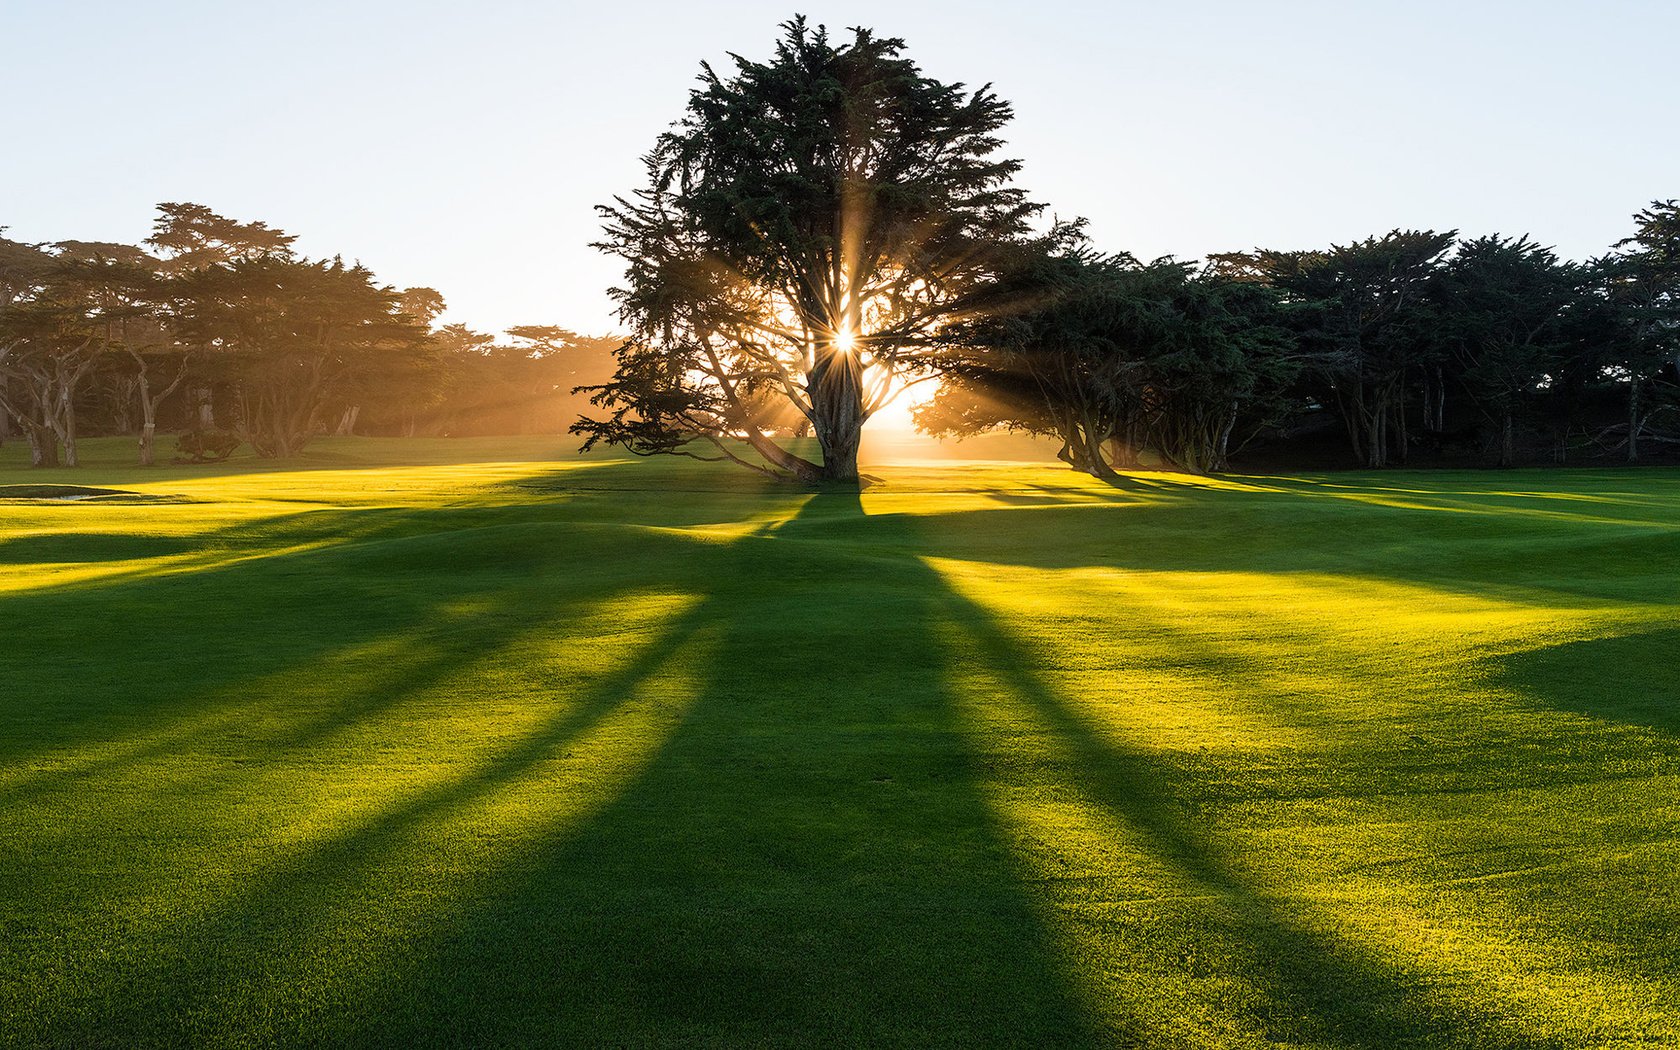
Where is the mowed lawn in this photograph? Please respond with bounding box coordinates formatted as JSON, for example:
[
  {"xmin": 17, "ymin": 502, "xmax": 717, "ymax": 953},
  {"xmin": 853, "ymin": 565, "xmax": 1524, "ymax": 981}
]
[{"xmin": 1, "ymin": 437, "xmax": 1677, "ymax": 1048}]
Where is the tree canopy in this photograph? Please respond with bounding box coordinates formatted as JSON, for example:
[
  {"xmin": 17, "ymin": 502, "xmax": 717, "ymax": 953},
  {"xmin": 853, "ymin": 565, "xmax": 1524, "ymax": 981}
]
[{"xmin": 581, "ymin": 16, "xmax": 1052, "ymax": 482}]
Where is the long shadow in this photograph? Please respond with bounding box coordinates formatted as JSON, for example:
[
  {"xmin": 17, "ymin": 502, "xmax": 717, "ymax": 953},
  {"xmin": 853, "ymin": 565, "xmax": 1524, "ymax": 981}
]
[
  {"xmin": 11, "ymin": 493, "xmax": 1110, "ymax": 1046},
  {"xmin": 244, "ymin": 490, "xmax": 1572, "ymax": 1045},
  {"xmin": 918, "ymin": 567, "xmax": 1578, "ymax": 1048},
  {"xmin": 331, "ymin": 493, "xmax": 1650, "ymax": 1044},
  {"xmin": 290, "ymin": 492, "xmax": 1107, "ymax": 1046},
  {"xmin": 16, "ymin": 594, "xmax": 711, "ymax": 1048},
  {"xmin": 849, "ymin": 489, "xmax": 1680, "ymax": 612},
  {"xmin": 0, "ymin": 500, "xmax": 727, "ymax": 780}
]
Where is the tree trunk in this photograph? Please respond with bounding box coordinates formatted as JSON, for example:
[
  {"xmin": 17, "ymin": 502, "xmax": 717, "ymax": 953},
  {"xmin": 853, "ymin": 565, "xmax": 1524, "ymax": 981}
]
[
  {"xmin": 54, "ymin": 381, "xmax": 79, "ymax": 468},
  {"xmin": 1083, "ymin": 424, "xmax": 1119, "ymax": 480},
  {"xmin": 1500, "ymin": 409, "xmax": 1514, "ymax": 468},
  {"xmin": 1394, "ymin": 395, "xmax": 1409, "ymax": 464},
  {"xmin": 26, "ymin": 423, "xmax": 58, "ymax": 468},
  {"xmin": 1214, "ymin": 402, "xmax": 1238, "ymax": 472},
  {"xmin": 815, "ymin": 416, "xmax": 862, "ymax": 482},
  {"xmin": 808, "ymin": 341, "xmax": 866, "ymax": 484},
  {"xmin": 336, "ymin": 405, "xmax": 360, "ymax": 436},
  {"xmin": 1627, "ymin": 378, "xmax": 1641, "ymax": 463},
  {"xmin": 139, "ymin": 422, "xmax": 156, "ymax": 467},
  {"xmin": 1366, "ymin": 394, "xmax": 1386, "ymax": 468}
]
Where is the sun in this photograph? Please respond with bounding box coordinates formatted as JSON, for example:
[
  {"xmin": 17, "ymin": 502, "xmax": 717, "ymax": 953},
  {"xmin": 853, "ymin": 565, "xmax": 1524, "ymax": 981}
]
[{"xmin": 833, "ymin": 325, "xmax": 857, "ymax": 353}]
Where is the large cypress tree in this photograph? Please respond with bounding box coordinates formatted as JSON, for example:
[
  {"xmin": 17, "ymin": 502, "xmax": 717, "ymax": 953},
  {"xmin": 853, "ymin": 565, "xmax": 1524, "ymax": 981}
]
[{"xmin": 581, "ymin": 17, "xmax": 1044, "ymax": 483}]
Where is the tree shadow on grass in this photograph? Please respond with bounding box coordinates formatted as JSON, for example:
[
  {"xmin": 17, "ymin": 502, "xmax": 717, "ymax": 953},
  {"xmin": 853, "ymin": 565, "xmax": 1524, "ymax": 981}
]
[
  {"xmin": 0, "ymin": 499, "xmax": 740, "ymax": 785},
  {"xmin": 3, "ymin": 477, "xmax": 1637, "ymax": 1046},
  {"xmin": 922, "ymin": 580, "xmax": 1579, "ymax": 1049},
  {"xmin": 1486, "ymin": 626, "xmax": 1680, "ymax": 733},
  {"xmin": 303, "ymin": 492, "xmax": 1107, "ymax": 1046},
  {"xmin": 268, "ymin": 493, "xmax": 1568, "ymax": 1045},
  {"xmin": 10, "ymin": 493, "xmax": 1110, "ymax": 1047}
]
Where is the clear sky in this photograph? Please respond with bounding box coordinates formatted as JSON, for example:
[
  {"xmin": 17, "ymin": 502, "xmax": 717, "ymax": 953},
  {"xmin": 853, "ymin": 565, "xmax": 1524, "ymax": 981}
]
[{"xmin": 4, "ymin": 1, "xmax": 1676, "ymax": 335}]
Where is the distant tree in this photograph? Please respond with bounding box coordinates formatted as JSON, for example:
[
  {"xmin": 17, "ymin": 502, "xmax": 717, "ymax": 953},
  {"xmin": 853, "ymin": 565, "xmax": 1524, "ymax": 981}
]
[
  {"xmin": 421, "ymin": 326, "xmax": 622, "ymax": 437},
  {"xmin": 1216, "ymin": 230, "xmax": 1456, "ymax": 467},
  {"xmin": 53, "ymin": 242, "xmax": 194, "ymax": 466},
  {"xmin": 585, "ymin": 17, "xmax": 1046, "ymax": 482},
  {"xmin": 173, "ymin": 256, "xmax": 426, "ymax": 457},
  {"xmin": 399, "ymin": 287, "xmax": 447, "ymax": 326},
  {"xmin": 0, "ymin": 233, "xmax": 51, "ymax": 449},
  {"xmin": 926, "ymin": 247, "xmax": 1296, "ymax": 475},
  {"xmin": 146, "ymin": 202, "xmax": 297, "ymax": 271},
  {"xmin": 928, "ymin": 247, "xmax": 1137, "ymax": 478},
  {"xmin": 1427, "ymin": 236, "xmax": 1580, "ymax": 466},
  {"xmin": 0, "ymin": 245, "xmax": 132, "ymax": 466},
  {"xmin": 146, "ymin": 203, "xmax": 298, "ymax": 428},
  {"xmin": 331, "ymin": 286, "xmax": 448, "ymax": 436},
  {"xmin": 1605, "ymin": 200, "xmax": 1680, "ymax": 461},
  {"xmin": 1134, "ymin": 272, "xmax": 1297, "ymax": 473}
]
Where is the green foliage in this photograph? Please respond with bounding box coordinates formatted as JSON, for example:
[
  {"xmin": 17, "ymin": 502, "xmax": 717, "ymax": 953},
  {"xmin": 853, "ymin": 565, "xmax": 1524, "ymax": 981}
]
[
  {"xmin": 1603, "ymin": 200, "xmax": 1680, "ymax": 459},
  {"xmin": 1215, "ymin": 230, "xmax": 1458, "ymax": 467},
  {"xmin": 927, "ymin": 246, "xmax": 1297, "ymax": 474},
  {"xmin": 587, "ymin": 17, "xmax": 1048, "ymax": 482},
  {"xmin": 1426, "ymin": 236, "xmax": 1580, "ymax": 465},
  {"xmin": 172, "ymin": 256, "xmax": 427, "ymax": 457}
]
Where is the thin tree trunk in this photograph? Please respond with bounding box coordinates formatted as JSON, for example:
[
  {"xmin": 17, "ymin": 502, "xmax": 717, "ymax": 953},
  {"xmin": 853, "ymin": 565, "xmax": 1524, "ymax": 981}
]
[
  {"xmin": 1394, "ymin": 395, "xmax": 1409, "ymax": 464},
  {"xmin": 1105, "ymin": 436, "xmax": 1138, "ymax": 470},
  {"xmin": 54, "ymin": 378, "xmax": 79, "ymax": 468},
  {"xmin": 1214, "ymin": 402, "xmax": 1238, "ymax": 472},
  {"xmin": 1627, "ymin": 378, "xmax": 1641, "ymax": 463}
]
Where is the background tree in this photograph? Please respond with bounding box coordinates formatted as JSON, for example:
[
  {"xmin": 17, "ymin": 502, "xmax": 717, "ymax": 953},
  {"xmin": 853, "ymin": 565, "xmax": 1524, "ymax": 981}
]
[
  {"xmin": 54, "ymin": 241, "xmax": 189, "ymax": 466},
  {"xmin": 1605, "ymin": 200, "xmax": 1680, "ymax": 461},
  {"xmin": 329, "ymin": 286, "xmax": 447, "ymax": 436},
  {"xmin": 173, "ymin": 256, "xmax": 426, "ymax": 457},
  {"xmin": 1216, "ymin": 230, "xmax": 1456, "ymax": 467},
  {"xmin": 0, "ymin": 243, "xmax": 157, "ymax": 466},
  {"xmin": 585, "ymin": 17, "xmax": 1046, "ymax": 482},
  {"xmin": 1426, "ymin": 235, "xmax": 1579, "ymax": 466},
  {"xmin": 147, "ymin": 202, "xmax": 298, "ymax": 429},
  {"xmin": 925, "ymin": 247, "xmax": 1296, "ymax": 476},
  {"xmin": 0, "ymin": 233, "xmax": 52, "ymax": 450}
]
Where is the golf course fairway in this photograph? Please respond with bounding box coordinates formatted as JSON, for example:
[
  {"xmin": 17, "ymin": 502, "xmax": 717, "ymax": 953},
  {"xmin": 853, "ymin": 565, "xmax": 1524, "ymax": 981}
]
[{"xmin": 2, "ymin": 437, "xmax": 1676, "ymax": 1048}]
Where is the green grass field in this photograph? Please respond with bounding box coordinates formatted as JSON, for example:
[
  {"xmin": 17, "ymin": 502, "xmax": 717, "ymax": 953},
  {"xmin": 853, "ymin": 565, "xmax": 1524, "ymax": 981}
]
[{"xmin": 1, "ymin": 436, "xmax": 1677, "ymax": 1048}]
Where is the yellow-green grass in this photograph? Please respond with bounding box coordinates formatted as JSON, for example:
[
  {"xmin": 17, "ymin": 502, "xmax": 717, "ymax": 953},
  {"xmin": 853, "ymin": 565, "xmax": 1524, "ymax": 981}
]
[{"xmin": 1, "ymin": 436, "xmax": 1676, "ymax": 1047}]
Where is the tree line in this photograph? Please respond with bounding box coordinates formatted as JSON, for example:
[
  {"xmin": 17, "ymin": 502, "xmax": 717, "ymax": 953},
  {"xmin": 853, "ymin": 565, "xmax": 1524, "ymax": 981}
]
[
  {"xmin": 581, "ymin": 18, "xmax": 1680, "ymax": 481},
  {"xmin": 919, "ymin": 215, "xmax": 1680, "ymax": 474},
  {"xmin": 0, "ymin": 203, "xmax": 616, "ymax": 466}
]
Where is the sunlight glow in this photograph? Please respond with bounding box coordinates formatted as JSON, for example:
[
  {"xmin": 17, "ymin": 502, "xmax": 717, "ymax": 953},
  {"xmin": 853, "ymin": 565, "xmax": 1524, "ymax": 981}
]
[{"xmin": 834, "ymin": 326, "xmax": 857, "ymax": 353}]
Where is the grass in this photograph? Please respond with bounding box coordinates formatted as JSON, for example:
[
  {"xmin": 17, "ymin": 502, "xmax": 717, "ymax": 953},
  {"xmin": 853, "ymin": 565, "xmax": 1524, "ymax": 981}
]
[{"xmin": 1, "ymin": 435, "xmax": 1677, "ymax": 1048}]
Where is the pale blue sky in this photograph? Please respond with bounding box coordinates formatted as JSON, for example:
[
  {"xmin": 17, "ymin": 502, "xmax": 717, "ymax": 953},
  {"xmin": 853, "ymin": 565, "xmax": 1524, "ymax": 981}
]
[{"xmin": 4, "ymin": 1, "xmax": 1676, "ymax": 334}]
